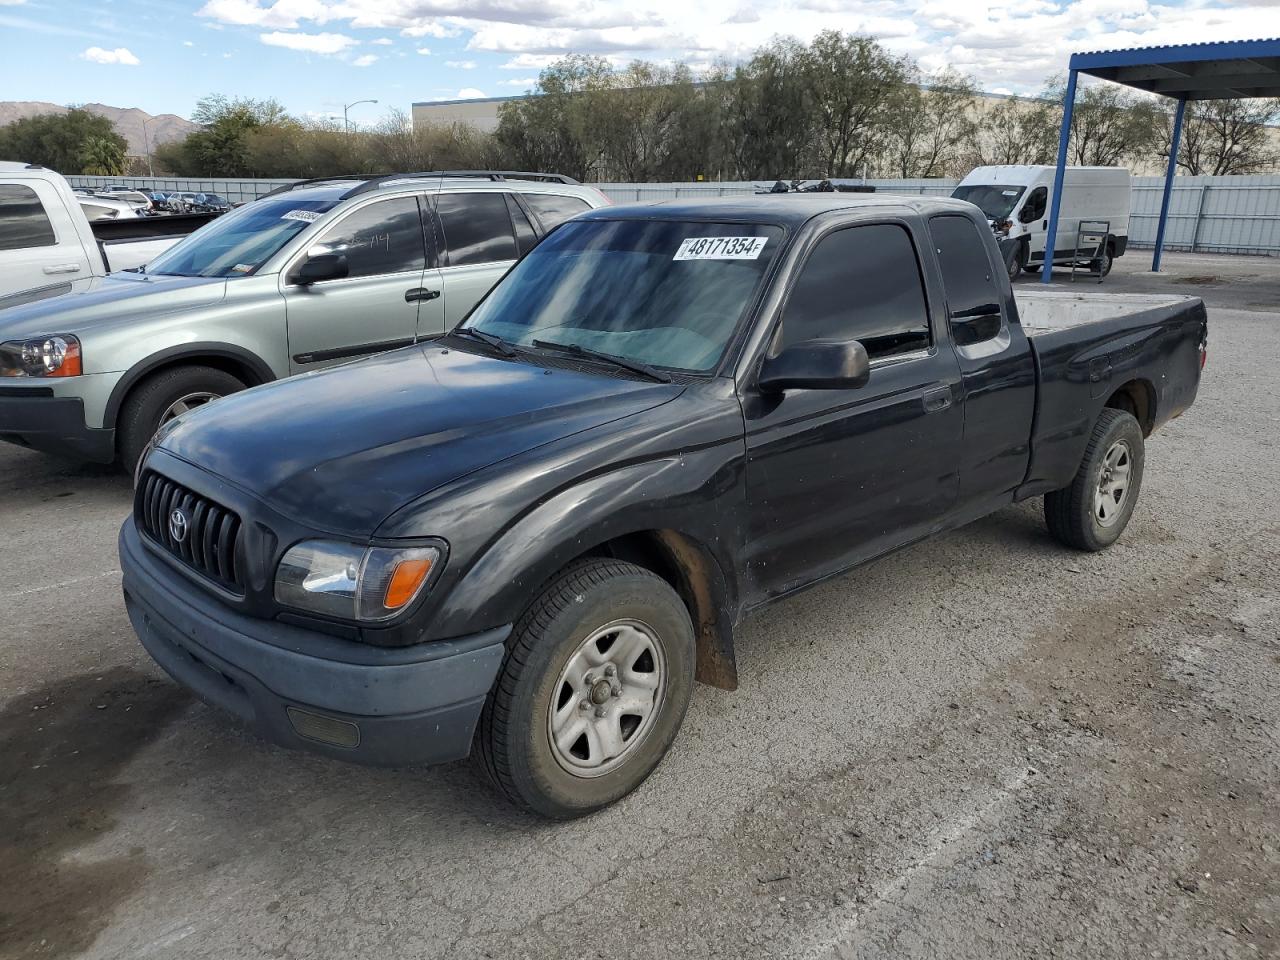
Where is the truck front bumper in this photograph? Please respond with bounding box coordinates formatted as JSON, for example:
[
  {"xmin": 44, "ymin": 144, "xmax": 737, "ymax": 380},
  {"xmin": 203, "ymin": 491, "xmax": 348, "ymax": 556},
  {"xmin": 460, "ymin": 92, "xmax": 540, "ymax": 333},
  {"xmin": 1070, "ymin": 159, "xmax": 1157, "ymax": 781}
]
[
  {"xmin": 0, "ymin": 390, "xmax": 115, "ymax": 462},
  {"xmin": 119, "ymin": 520, "xmax": 508, "ymax": 767}
]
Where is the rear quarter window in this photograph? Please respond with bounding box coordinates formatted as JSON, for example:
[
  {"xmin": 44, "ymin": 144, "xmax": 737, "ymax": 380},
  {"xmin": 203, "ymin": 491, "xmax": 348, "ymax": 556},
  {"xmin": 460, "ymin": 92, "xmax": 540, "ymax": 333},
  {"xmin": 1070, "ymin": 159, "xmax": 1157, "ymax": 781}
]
[{"xmin": 524, "ymin": 193, "xmax": 592, "ymax": 231}]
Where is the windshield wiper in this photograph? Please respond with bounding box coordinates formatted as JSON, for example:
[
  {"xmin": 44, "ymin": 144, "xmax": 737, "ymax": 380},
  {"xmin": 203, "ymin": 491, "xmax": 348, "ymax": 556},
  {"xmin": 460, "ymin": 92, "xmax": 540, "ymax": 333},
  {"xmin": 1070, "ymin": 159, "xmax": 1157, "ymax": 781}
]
[
  {"xmin": 531, "ymin": 339, "xmax": 673, "ymax": 384},
  {"xmin": 451, "ymin": 327, "xmax": 517, "ymax": 357}
]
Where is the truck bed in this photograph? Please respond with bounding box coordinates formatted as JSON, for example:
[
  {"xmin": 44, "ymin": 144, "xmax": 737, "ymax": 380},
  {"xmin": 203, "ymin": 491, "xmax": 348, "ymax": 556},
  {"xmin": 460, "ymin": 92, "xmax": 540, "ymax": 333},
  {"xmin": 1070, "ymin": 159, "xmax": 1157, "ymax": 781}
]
[{"xmin": 1017, "ymin": 291, "xmax": 1200, "ymax": 335}]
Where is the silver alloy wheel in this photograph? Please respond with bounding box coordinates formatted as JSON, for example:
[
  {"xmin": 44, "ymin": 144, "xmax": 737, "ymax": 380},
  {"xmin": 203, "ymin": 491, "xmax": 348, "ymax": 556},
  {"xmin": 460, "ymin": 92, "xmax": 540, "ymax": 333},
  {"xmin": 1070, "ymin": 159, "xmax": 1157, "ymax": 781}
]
[
  {"xmin": 548, "ymin": 619, "xmax": 667, "ymax": 778},
  {"xmin": 1094, "ymin": 438, "xmax": 1132, "ymax": 527},
  {"xmin": 159, "ymin": 391, "xmax": 220, "ymax": 425}
]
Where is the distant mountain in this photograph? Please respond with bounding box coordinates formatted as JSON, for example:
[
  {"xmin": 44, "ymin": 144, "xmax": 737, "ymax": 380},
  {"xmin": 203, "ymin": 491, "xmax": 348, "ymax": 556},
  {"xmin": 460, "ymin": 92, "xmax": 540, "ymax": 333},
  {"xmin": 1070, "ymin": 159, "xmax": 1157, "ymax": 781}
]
[{"xmin": 0, "ymin": 101, "xmax": 199, "ymax": 156}]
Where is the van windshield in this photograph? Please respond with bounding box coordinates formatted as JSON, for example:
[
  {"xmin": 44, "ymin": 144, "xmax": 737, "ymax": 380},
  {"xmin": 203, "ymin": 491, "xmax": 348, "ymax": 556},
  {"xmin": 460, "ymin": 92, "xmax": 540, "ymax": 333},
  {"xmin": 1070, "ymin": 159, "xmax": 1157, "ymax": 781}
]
[
  {"xmin": 462, "ymin": 218, "xmax": 784, "ymax": 373},
  {"xmin": 951, "ymin": 184, "xmax": 1025, "ymax": 221},
  {"xmin": 145, "ymin": 197, "xmax": 338, "ymax": 278}
]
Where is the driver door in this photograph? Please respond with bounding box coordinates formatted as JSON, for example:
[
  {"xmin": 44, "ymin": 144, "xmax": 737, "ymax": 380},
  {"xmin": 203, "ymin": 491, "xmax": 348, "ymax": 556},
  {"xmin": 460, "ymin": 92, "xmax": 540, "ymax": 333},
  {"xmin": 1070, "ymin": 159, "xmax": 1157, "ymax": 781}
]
[
  {"xmin": 742, "ymin": 220, "xmax": 964, "ymax": 602},
  {"xmin": 283, "ymin": 195, "xmax": 444, "ymax": 372}
]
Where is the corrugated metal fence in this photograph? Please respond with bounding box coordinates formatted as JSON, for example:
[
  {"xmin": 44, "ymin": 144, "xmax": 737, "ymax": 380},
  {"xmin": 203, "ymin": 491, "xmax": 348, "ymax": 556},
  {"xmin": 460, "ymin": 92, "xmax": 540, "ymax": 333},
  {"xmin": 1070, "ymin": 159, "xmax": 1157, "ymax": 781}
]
[{"xmin": 69, "ymin": 173, "xmax": 1280, "ymax": 256}]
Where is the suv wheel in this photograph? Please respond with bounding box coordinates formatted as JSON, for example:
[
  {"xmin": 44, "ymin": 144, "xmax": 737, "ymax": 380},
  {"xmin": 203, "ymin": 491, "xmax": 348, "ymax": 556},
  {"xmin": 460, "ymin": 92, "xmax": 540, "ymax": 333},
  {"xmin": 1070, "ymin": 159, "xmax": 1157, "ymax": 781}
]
[
  {"xmin": 477, "ymin": 558, "xmax": 696, "ymax": 819},
  {"xmin": 118, "ymin": 365, "xmax": 246, "ymax": 475}
]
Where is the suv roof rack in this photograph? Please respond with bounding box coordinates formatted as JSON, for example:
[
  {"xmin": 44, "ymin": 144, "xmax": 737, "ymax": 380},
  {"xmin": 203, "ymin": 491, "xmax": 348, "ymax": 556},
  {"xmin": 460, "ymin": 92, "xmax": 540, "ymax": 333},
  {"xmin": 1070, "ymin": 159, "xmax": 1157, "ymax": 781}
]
[{"xmin": 258, "ymin": 170, "xmax": 579, "ymax": 202}]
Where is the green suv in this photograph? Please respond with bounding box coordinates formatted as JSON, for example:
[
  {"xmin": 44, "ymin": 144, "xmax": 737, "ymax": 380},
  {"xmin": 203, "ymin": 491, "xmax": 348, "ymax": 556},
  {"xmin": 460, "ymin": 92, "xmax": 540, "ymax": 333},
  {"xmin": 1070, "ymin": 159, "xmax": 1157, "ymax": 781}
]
[{"xmin": 0, "ymin": 171, "xmax": 607, "ymax": 471}]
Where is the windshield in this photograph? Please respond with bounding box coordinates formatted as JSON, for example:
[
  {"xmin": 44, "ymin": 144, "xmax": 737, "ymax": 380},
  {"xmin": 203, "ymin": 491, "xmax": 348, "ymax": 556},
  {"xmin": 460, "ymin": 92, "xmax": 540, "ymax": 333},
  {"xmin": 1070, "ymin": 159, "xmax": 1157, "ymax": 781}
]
[
  {"xmin": 463, "ymin": 219, "xmax": 784, "ymax": 373},
  {"xmin": 951, "ymin": 184, "xmax": 1026, "ymax": 220},
  {"xmin": 146, "ymin": 196, "xmax": 338, "ymax": 278}
]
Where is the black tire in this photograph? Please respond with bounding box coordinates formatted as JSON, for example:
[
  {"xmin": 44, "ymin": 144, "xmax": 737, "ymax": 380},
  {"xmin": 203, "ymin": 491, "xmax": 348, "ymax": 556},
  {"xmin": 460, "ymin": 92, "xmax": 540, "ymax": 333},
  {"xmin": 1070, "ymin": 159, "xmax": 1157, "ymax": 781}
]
[
  {"xmin": 1097, "ymin": 245, "xmax": 1115, "ymax": 277},
  {"xmin": 118, "ymin": 365, "xmax": 246, "ymax": 474},
  {"xmin": 1044, "ymin": 408, "xmax": 1145, "ymax": 551},
  {"xmin": 1005, "ymin": 242, "xmax": 1026, "ymax": 282},
  {"xmin": 477, "ymin": 558, "xmax": 696, "ymax": 819}
]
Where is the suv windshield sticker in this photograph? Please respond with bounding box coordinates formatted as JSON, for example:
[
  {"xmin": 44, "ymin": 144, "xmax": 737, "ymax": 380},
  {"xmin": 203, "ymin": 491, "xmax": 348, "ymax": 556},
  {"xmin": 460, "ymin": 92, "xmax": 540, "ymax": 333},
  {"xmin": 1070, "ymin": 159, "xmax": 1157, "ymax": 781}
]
[
  {"xmin": 282, "ymin": 209, "xmax": 323, "ymax": 223},
  {"xmin": 673, "ymin": 236, "xmax": 768, "ymax": 261}
]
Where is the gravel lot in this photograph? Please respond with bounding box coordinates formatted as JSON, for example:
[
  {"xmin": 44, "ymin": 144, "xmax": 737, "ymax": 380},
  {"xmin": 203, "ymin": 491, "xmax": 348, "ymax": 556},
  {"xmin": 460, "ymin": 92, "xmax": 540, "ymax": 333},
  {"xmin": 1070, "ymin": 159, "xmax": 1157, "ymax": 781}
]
[{"xmin": 2, "ymin": 251, "xmax": 1277, "ymax": 960}]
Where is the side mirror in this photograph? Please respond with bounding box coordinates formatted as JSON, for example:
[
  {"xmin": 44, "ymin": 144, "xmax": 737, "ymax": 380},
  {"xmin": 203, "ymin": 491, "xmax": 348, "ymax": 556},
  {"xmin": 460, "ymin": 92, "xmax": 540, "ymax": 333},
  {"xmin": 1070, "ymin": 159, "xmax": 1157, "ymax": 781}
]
[
  {"xmin": 758, "ymin": 338, "xmax": 871, "ymax": 393},
  {"xmin": 292, "ymin": 253, "xmax": 348, "ymax": 286}
]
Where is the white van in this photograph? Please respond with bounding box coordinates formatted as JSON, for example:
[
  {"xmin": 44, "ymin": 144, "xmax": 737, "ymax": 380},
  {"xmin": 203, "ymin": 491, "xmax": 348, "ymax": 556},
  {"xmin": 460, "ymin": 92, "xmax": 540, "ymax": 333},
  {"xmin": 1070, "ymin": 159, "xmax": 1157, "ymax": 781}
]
[{"xmin": 951, "ymin": 165, "xmax": 1130, "ymax": 280}]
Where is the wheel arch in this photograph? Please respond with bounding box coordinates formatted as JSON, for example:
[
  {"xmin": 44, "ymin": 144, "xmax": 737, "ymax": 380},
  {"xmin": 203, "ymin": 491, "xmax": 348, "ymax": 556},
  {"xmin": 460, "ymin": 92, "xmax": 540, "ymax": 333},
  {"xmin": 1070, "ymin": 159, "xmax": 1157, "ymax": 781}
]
[
  {"xmin": 1104, "ymin": 379, "xmax": 1156, "ymax": 436},
  {"xmin": 569, "ymin": 529, "xmax": 740, "ymax": 691},
  {"xmin": 103, "ymin": 343, "xmax": 276, "ymax": 430}
]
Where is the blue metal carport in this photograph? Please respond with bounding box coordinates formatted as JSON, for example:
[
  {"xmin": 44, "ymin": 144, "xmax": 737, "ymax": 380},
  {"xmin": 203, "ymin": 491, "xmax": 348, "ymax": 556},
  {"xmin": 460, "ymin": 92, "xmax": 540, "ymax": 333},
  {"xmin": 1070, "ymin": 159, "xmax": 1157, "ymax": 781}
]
[{"xmin": 1043, "ymin": 38, "xmax": 1280, "ymax": 282}]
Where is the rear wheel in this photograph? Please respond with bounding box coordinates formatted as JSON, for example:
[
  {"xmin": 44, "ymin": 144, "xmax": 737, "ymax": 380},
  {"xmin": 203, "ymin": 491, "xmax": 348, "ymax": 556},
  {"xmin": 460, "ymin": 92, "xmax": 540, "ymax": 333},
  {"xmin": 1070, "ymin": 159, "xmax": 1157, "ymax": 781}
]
[
  {"xmin": 477, "ymin": 558, "xmax": 696, "ymax": 819},
  {"xmin": 118, "ymin": 365, "xmax": 246, "ymax": 475},
  {"xmin": 1044, "ymin": 408, "xmax": 1144, "ymax": 551}
]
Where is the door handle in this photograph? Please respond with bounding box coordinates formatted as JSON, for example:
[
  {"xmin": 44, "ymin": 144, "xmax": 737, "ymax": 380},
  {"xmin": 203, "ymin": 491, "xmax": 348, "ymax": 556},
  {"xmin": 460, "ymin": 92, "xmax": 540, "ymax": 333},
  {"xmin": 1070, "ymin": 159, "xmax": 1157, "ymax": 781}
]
[
  {"xmin": 922, "ymin": 386, "xmax": 952, "ymax": 413},
  {"xmin": 1042, "ymin": 220, "xmax": 1047, "ymax": 230},
  {"xmin": 43, "ymin": 263, "xmax": 83, "ymax": 274},
  {"xmin": 405, "ymin": 287, "xmax": 440, "ymax": 302}
]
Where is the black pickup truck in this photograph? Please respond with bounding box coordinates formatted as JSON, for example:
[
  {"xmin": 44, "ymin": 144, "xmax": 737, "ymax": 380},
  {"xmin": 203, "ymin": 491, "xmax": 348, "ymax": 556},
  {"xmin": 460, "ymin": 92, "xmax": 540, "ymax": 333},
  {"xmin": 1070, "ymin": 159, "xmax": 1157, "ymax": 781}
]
[{"xmin": 120, "ymin": 195, "xmax": 1207, "ymax": 818}]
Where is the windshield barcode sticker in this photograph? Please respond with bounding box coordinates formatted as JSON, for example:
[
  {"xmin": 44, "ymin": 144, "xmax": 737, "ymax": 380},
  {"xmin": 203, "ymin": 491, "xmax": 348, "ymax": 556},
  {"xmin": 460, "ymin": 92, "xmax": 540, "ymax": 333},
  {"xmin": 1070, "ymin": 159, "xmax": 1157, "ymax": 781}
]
[
  {"xmin": 282, "ymin": 209, "xmax": 322, "ymax": 223},
  {"xmin": 673, "ymin": 236, "xmax": 768, "ymax": 261}
]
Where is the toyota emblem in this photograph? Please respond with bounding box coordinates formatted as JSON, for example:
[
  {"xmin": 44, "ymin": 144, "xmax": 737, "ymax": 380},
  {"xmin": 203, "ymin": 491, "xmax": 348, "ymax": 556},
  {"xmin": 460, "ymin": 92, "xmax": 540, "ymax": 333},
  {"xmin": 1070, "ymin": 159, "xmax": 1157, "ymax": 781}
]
[{"xmin": 169, "ymin": 508, "xmax": 189, "ymax": 543}]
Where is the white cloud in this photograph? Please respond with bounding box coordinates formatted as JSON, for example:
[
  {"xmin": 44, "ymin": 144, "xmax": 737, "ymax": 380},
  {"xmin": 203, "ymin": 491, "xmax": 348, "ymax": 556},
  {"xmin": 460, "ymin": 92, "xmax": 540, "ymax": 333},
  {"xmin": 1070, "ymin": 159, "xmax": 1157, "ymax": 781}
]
[
  {"xmin": 455, "ymin": 87, "xmax": 487, "ymax": 98},
  {"xmin": 197, "ymin": 0, "xmax": 331, "ymax": 29},
  {"xmin": 445, "ymin": 58, "xmax": 476, "ymax": 68},
  {"xmin": 415, "ymin": 45, "xmax": 431, "ymax": 54},
  {"xmin": 185, "ymin": 0, "xmax": 1280, "ymax": 98},
  {"xmin": 0, "ymin": 0, "xmax": 29, "ymax": 6},
  {"xmin": 80, "ymin": 46, "xmax": 140, "ymax": 65},
  {"xmin": 499, "ymin": 52, "xmax": 558, "ymax": 70},
  {"xmin": 352, "ymin": 53, "xmax": 379, "ymax": 65},
  {"xmin": 370, "ymin": 36, "xmax": 393, "ymax": 43},
  {"xmin": 182, "ymin": 39, "xmax": 194, "ymax": 46},
  {"xmin": 398, "ymin": 19, "xmax": 460, "ymax": 38},
  {"xmin": 497, "ymin": 75, "xmax": 537, "ymax": 86},
  {"xmin": 259, "ymin": 30, "xmax": 357, "ymax": 54}
]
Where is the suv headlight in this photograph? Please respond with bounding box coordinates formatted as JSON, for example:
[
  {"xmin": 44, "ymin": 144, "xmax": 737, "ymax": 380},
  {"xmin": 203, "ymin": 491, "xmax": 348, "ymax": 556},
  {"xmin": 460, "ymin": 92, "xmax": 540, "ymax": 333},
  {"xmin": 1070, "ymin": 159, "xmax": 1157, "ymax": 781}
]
[
  {"xmin": 0, "ymin": 335, "xmax": 82, "ymax": 378},
  {"xmin": 274, "ymin": 540, "xmax": 443, "ymax": 623}
]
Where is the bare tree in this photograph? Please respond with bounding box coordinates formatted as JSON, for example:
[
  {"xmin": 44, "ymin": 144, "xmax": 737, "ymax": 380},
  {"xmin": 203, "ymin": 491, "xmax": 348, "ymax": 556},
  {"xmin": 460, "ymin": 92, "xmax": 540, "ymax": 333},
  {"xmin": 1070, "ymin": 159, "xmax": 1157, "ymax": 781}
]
[
  {"xmin": 1042, "ymin": 77, "xmax": 1163, "ymax": 167},
  {"xmin": 1166, "ymin": 98, "xmax": 1280, "ymax": 175},
  {"xmin": 966, "ymin": 95, "xmax": 1059, "ymax": 167},
  {"xmin": 883, "ymin": 69, "xmax": 979, "ymax": 177}
]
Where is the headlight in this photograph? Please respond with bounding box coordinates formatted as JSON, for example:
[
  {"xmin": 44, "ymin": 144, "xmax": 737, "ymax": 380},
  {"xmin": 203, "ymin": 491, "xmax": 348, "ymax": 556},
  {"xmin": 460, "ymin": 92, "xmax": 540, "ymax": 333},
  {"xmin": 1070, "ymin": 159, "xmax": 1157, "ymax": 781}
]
[
  {"xmin": 274, "ymin": 539, "xmax": 443, "ymax": 623},
  {"xmin": 0, "ymin": 335, "xmax": 82, "ymax": 378}
]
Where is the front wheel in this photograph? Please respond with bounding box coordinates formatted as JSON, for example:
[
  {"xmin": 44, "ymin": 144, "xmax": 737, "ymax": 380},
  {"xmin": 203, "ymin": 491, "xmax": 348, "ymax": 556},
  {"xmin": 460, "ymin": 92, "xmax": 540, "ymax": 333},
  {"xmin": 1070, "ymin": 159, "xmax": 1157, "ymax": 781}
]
[
  {"xmin": 1005, "ymin": 242, "xmax": 1026, "ymax": 282},
  {"xmin": 1044, "ymin": 408, "xmax": 1145, "ymax": 551},
  {"xmin": 477, "ymin": 558, "xmax": 696, "ymax": 819},
  {"xmin": 118, "ymin": 365, "xmax": 246, "ymax": 475}
]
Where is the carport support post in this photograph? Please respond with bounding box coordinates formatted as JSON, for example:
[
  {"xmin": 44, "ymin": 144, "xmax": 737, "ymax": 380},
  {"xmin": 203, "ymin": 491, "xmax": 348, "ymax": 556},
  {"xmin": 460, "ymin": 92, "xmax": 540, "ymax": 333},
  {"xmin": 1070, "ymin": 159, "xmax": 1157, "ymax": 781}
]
[
  {"xmin": 1041, "ymin": 69, "xmax": 1077, "ymax": 284},
  {"xmin": 1152, "ymin": 96, "xmax": 1187, "ymax": 273}
]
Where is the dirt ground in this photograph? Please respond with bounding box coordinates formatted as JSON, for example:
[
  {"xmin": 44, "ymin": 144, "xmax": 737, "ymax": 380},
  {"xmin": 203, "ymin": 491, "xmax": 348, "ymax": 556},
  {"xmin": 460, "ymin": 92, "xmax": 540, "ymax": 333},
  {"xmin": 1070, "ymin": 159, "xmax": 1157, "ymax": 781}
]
[{"xmin": 1, "ymin": 251, "xmax": 1277, "ymax": 959}]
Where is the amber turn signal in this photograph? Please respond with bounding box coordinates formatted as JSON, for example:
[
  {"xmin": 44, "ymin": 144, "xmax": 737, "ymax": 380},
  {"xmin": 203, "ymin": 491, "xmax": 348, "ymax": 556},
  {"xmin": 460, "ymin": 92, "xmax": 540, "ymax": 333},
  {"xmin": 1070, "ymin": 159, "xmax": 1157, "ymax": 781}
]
[{"xmin": 383, "ymin": 557, "xmax": 434, "ymax": 609}]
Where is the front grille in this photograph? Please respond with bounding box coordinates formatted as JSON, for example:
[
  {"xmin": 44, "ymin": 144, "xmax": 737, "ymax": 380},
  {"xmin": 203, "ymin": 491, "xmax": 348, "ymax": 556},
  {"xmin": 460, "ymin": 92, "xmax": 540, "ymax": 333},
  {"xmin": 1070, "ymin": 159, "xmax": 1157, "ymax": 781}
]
[{"xmin": 137, "ymin": 471, "xmax": 244, "ymax": 592}]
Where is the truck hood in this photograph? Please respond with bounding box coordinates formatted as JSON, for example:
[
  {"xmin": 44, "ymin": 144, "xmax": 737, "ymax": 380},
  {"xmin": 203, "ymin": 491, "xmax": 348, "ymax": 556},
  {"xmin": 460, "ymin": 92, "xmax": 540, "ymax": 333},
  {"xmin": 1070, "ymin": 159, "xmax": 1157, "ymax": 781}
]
[
  {"xmin": 157, "ymin": 343, "xmax": 682, "ymax": 537},
  {"xmin": 0, "ymin": 273, "xmax": 226, "ymax": 340}
]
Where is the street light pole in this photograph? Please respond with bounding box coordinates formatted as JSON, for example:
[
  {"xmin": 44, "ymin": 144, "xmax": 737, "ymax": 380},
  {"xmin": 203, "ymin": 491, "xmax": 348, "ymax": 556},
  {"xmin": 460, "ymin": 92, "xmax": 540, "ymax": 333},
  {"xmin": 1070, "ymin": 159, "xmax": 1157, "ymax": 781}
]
[
  {"xmin": 343, "ymin": 99, "xmax": 378, "ymax": 133},
  {"xmin": 141, "ymin": 116, "xmax": 155, "ymax": 177}
]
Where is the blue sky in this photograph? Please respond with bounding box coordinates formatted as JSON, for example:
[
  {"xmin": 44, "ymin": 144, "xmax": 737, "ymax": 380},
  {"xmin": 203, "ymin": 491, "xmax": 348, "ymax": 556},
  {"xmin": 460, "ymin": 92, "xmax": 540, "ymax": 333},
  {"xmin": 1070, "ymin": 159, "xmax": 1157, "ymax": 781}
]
[{"xmin": 0, "ymin": 0, "xmax": 1275, "ymax": 122}]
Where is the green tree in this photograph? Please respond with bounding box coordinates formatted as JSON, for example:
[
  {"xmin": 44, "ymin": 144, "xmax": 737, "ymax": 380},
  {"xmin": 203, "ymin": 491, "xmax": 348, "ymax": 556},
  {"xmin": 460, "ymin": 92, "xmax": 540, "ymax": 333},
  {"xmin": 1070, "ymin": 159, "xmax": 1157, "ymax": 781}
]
[
  {"xmin": 79, "ymin": 134, "xmax": 126, "ymax": 175},
  {"xmin": 804, "ymin": 31, "xmax": 913, "ymax": 178},
  {"xmin": 158, "ymin": 94, "xmax": 291, "ymax": 176},
  {"xmin": 0, "ymin": 108, "xmax": 128, "ymax": 174}
]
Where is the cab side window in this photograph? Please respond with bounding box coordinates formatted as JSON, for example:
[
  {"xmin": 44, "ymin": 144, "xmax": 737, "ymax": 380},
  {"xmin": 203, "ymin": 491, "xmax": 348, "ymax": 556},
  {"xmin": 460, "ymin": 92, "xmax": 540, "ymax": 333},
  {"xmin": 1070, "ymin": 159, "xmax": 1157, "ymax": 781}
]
[
  {"xmin": 780, "ymin": 223, "xmax": 931, "ymax": 360},
  {"xmin": 435, "ymin": 192, "xmax": 518, "ymax": 266},
  {"xmin": 1020, "ymin": 187, "xmax": 1048, "ymax": 224},
  {"xmin": 0, "ymin": 185, "xmax": 56, "ymax": 251},
  {"xmin": 930, "ymin": 214, "xmax": 1004, "ymax": 347},
  {"xmin": 308, "ymin": 196, "xmax": 426, "ymax": 278}
]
